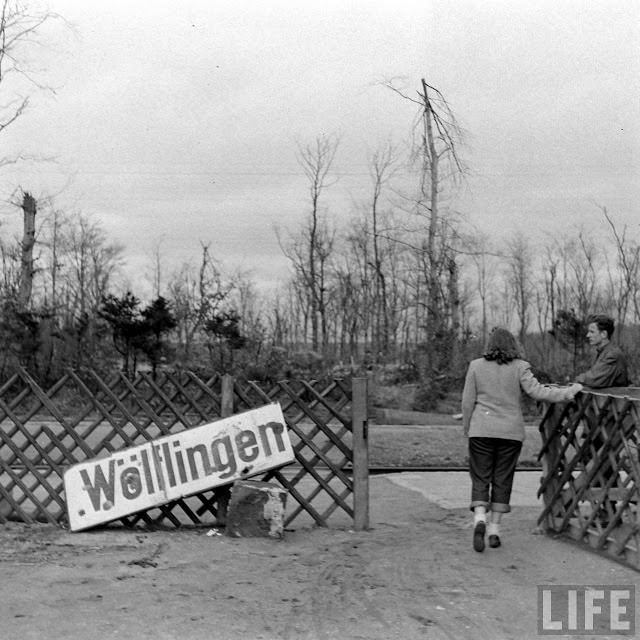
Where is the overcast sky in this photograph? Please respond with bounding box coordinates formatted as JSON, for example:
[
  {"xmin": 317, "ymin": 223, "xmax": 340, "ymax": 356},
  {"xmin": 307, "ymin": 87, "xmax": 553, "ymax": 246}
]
[{"xmin": 1, "ymin": 0, "xmax": 638, "ymax": 294}]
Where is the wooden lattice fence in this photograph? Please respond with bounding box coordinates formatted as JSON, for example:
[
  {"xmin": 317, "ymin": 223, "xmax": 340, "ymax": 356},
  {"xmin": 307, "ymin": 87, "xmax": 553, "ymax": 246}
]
[
  {"xmin": 538, "ymin": 388, "xmax": 640, "ymax": 570},
  {"xmin": 0, "ymin": 368, "xmax": 369, "ymax": 530}
]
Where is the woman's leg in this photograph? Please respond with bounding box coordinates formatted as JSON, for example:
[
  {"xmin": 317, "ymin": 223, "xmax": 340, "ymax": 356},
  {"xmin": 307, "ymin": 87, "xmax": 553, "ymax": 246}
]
[
  {"xmin": 468, "ymin": 437, "xmax": 496, "ymax": 552},
  {"xmin": 488, "ymin": 510, "xmax": 503, "ymax": 547},
  {"xmin": 468, "ymin": 437, "xmax": 495, "ymax": 510},
  {"xmin": 487, "ymin": 438, "xmax": 522, "ymax": 547},
  {"xmin": 489, "ymin": 438, "xmax": 523, "ymax": 513}
]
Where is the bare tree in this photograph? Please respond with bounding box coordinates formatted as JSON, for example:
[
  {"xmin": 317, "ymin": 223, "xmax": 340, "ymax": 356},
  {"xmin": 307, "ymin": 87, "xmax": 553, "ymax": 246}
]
[
  {"xmin": 330, "ymin": 257, "xmax": 361, "ymax": 363},
  {"xmin": 343, "ymin": 213, "xmax": 372, "ymax": 353},
  {"xmin": 505, "ymin": 232, "xmax": 534, "ymax": 346},
  {"xmin": 570, "ymin": 230, "xmax": 602, "ymax": 319},
  {"xmin": 147, "ymin": 236, "xmax": 166, "ymax": 299},
  {"xmin": 367, "ymin": 142, "xmax": 398, "ymax": 358},
  {"xmin": 55, "ymin": 212, "xmax": 123, "ymax": 366},
  {"xmin": 386, "ymin": 79, "xmax": 466, "ymax": 402},
  {"xmin": 540, "ymin": 228, "xmax": 600, "ymax": 372},
  {"xmin": 167, "ymin": 243, "xmax": 232, "ymax": 362},
  {"xmin": 42, "ymin": 205, "xmax": 65, "ymax": 311},
  {"xmin": 412, "ymin": 80, "xmax": 464, "ymax": 354},
  {"xmin": 61, "ymin": 213, "xmax": 124, "ymax": 321},
  {"xmin": 464, "ymin": 230, "xmax": 499, "ymax": 347},
  {"xmin": 278, "ymin": 133, "xmax": 339, "ymax": 354},
  {"xmin": 601, "ymin": 205, "xmax": 640, "ymax": 334},
  {"xmin": 0, "ymin": 1, "xmax": 62, "ymax": 167}
]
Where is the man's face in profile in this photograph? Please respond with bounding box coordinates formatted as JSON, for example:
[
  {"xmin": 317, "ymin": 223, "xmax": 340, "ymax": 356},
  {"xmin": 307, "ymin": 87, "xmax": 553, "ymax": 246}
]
[{"xmin": 586, "ymin": 322, "xmax": 607, "ymax": 348}]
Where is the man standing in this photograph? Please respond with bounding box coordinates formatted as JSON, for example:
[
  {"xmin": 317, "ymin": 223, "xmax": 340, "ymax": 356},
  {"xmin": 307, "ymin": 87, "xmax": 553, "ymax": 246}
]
[
  {"xmin": 576, "ymin": 314, "xmax": 629, "ymax": 388},
  {"xmin": 575, "ymin": 314, "xmax": 630, "ymax": 528}
]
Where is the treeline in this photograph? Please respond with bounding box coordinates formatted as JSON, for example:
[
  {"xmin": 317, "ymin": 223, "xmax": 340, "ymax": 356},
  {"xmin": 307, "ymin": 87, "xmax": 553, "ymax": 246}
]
[
  {"xmin": 1, "ymin": 195, "xmax": 262, "ymax": 382},
  {"xmin": 5, "ymin": 182, "xmax": 638, "ymax": 406},
  {"xmin": 270, "ymin": 83, "xmax": 640, "ymax": 406},
  {"xmin": 0, "ymin": 5, "xmax": 636, "ymax": 406},
  {"xmin": 5, "ymin": 131, "xmax": 639, "ymax": 408}
]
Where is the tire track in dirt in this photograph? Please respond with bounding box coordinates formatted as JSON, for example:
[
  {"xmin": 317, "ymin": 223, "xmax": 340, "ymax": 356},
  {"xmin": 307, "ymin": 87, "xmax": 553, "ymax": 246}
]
[{"xmin": 276, "ymin": 517, "xmax": 503, "ymax": 640}]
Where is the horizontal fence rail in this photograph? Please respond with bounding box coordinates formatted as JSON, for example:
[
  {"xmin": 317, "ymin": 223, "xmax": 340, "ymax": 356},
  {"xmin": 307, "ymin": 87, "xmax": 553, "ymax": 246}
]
[
  {"xmin": 0, "ymin": 368, "xmax": 369, "ymax": 531},
  {"xmin": 538, "ymin": 387, "xmax": 640, "ymax": 570}
]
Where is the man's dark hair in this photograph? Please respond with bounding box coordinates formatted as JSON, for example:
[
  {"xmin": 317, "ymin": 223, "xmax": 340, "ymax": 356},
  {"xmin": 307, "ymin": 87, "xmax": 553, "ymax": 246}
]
[
  {"xmin": 483, "ymin": 327, "xmax": 523, "ymax": 365},
  {"xmin": 587, "ymin": 314, "xmax": 615, "ymax": 339}
]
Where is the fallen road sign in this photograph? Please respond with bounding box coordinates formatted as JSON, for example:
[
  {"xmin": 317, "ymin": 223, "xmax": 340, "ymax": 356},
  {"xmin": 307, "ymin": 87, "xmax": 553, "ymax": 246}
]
[{"xmin": 63, "ymin": 403, "xmax": 294, "ymax": 532}]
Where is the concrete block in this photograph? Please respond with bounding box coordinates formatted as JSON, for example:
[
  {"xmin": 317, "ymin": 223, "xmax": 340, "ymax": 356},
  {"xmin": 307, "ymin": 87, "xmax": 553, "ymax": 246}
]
[{"xmin": 226, "ymin": 480, "xmax": 288, "ymax": 539}]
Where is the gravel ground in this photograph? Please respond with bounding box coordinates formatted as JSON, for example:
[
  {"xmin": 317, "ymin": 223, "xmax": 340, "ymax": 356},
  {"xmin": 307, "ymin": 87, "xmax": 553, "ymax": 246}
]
[{"xmin": 1, "ymin": 475, "xmax": 636, "ymax": 640}]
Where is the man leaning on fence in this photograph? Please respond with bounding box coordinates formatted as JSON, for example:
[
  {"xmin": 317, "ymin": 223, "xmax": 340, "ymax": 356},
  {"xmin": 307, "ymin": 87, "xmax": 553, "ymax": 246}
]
[
  {"xmin": 575, "ymin": 314, "xmax": 629, "ymax": 389},
  {"xmin": 575, "ymin": 314, "xmax": 631, "ymax": 527}
]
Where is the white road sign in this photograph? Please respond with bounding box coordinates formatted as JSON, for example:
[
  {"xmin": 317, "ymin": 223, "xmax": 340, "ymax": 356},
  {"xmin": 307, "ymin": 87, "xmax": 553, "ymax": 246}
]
[{"xmin": 63, "ymin": 403, "xmax": 294, "ymax": 532}]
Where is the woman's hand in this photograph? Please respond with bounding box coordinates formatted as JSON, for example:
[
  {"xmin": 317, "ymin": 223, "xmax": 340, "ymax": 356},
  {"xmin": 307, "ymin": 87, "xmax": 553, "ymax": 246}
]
[{"xmin": 566, "ymin": 383, "xmax": 583, "ymax": 399}]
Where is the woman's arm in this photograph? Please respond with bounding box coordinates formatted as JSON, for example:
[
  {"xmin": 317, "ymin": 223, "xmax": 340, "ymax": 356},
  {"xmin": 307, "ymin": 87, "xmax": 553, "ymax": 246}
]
[
  {"xmin": 461, "ymin": 363, "xmax": 477, "ymax": 435},
  {"xmin": 520, "ymin": 363, "xmax": 582, "ymax": 402}
]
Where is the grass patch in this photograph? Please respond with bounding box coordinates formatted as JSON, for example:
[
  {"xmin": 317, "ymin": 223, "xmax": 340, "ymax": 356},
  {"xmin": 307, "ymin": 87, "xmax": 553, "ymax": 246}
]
[{"xmin": 369, "ymin": 424, "xmax": 542, "ymax": 468}]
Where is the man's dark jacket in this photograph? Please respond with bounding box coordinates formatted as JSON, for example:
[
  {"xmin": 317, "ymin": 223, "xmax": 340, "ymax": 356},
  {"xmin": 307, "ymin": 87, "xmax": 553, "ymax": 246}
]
[{"xmin": 576, "ymin": 342, "xmax": 630, "ymax": 388}]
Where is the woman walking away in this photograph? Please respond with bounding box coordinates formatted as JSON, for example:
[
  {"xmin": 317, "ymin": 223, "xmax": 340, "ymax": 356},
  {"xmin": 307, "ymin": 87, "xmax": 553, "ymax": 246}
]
[{"xmin": 462, "ymin": 328, "xmax": 582, "ymax": 552}]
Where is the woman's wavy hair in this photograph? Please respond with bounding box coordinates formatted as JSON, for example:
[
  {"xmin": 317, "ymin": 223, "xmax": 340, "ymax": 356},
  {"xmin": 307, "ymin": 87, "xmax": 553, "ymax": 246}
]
[{"xmin": 483, "ymin": 327, "xmax": 523, "ymax": 365}]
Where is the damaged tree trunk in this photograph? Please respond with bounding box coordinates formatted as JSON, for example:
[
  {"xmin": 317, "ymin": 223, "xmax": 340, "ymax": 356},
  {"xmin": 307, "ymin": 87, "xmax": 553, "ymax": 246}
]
[{"xmin": 19, "ymin": 191, "xmax": 37, "ymax": 312}]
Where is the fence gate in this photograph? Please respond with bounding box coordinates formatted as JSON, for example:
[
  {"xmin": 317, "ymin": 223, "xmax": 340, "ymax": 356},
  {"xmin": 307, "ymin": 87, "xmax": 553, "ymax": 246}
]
[
  {"xmin": 538, "ymin": 388, "xmax": 640, "ymax": 569},
  {"xmin": 0, "ymin": 368, "xmax": 369, "ymax": 531}
]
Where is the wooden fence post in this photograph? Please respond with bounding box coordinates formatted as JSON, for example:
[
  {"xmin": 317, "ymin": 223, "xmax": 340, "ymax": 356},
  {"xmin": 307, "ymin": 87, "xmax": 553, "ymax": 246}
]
[
  {"xmin": 352, "ymin": 376, "xmax": 369, "ymax": 530},
  {"xmin": 216, "ymin": 374, "xmax": 235, "ymax": 524},
  {"xmin": 221, "ymin": 374, "xmax": 235, "ymax": 418}
]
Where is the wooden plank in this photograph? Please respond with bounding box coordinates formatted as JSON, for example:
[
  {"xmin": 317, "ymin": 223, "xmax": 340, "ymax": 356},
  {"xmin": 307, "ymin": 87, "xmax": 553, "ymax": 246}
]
[
  {"xmin": 113, "ymin": 372, "xmax": 172, "ymax": 435},
  {"xmin": 15, "ymin": 369, "xmax": 95, "ymax": 459},
  {"xmin": 161, "ymin": 371, "xmax": 213, "ymax": 423},
  {"xmin": 286, "ymin": 423, "xmax": 353, "ymax": 486},
  {"xmin": 182, "ymin": 371, "xmax": 223, "ymax": 415},
  {"xmin": 85, "ymin": 370, "xmax": 159, "ymax": 444},
  {"xmin": 299, "ymin": 380, "xmax": 351, "ymax": 428},
  {"xmin": 0, "ymin": 462, "xmax": 57, "ymax": 524},
  {"xmin": 286, "ymin": 458, "xmax": 353, "ymax": 516},
  {"xmin": 137, "ymin": 372, "xmax": 193, "ymax": 430},
  {"xmin": 221, "ymin": 374, "xmax": 234, "ymax": 418},
  {"xmin": 67, "ymin": 371, "xmax": 142, "ymax": 452},
  {"xmin": 215, "ymin": 374, "xmax": 235, "ymax": 524},
  {"xmin": 278, "ymin": 381, "xmax": 353, "ymax": 460},
  {"xmin": 352, "ymin": 377, "xmax": 369, "ymax": 531},
  {"xmin": 283, "ymin": 432, "xmax": 351, "ymax": 493},
  {"xmin": 1, "ymin": 373, "xmax": 72, "ymax": 466},
  {"xmin": 0, "ymin": 466, "xmax": 37, "ymax": 524},
  {"xmin": 241, "ymin": 379, "xmax": 341, "ymax": 427},
  {"xmin": 264, "ymin": 467, "xmax": 329, "ymax": 527}
]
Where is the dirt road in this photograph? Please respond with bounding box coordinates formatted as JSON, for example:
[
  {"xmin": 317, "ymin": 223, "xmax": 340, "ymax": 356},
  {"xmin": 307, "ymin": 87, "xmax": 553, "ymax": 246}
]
[{"xmin": 1, "ymin": 475, "xmax": 637, "ymax": 640}]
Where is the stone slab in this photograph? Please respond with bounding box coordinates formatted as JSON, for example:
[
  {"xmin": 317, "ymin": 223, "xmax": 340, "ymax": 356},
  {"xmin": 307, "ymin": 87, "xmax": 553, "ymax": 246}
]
[{"xmin": 226, "ymin": 480, "xmax": 288, "ymax": 539}]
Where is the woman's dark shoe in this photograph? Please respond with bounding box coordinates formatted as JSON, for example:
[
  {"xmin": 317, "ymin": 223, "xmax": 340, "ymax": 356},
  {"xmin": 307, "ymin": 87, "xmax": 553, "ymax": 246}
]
[
  {"xmin": 473, "ymin": 521, "xmax": 486, "ymax": 552},
  {"xmin": 489, "ymin": 534, "xmax": 501, "ymax": 548}
]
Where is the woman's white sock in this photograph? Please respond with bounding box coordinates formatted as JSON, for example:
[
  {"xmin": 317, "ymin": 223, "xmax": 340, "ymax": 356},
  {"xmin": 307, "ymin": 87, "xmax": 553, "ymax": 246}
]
[{"xmin": 473, "ymin": 509, "xmax": 486, "ymax": 525}]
